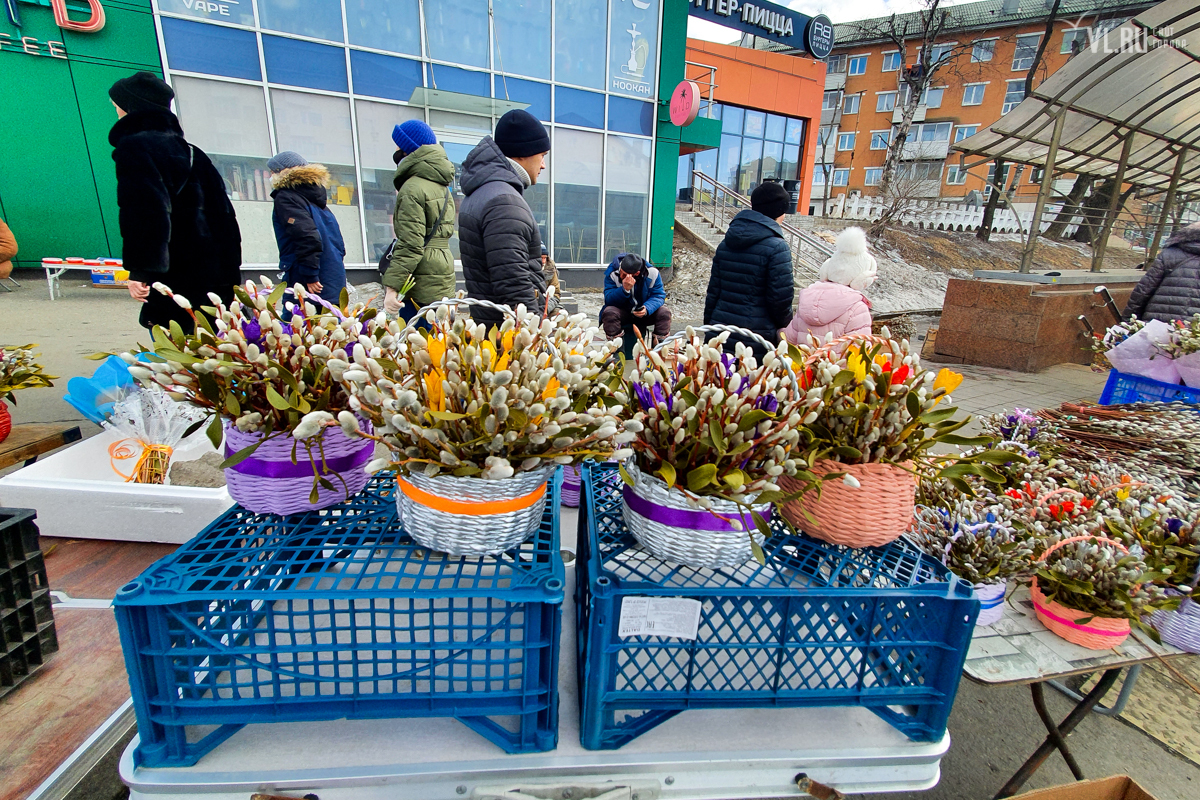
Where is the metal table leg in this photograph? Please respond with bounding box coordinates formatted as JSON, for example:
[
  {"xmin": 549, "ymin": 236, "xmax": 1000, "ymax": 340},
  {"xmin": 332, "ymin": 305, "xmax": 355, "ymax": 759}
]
[
  {"xmin": 1047, "ymin": 664, "xmax": 1142, "ymax": 717},
  {"xmin": 993, "ymin": 668, "xmax": 1123, "ymax": 799}
]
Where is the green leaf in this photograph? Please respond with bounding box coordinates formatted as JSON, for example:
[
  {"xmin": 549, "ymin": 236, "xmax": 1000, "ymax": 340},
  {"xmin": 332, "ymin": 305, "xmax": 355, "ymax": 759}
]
[
  {"xmin": 426, "ymin": 409, "xmax": 468, "ymax": 421},
  {"xmin": 219, "ymin": 439, "xmax": 263, "ymax": 469},
  {"xmin": 168, "ymin": 320, "xmax": 186, "ymax": 347},
  {"xmin": 906, "ymin": 391, "xmax": 921, "ymax": 419},
  {"xmin": 270, "ymin": 362, "xmax": 302, "ymax": 392},
  {"xmin": 723, "ymin": 469, "xmax": 746, "ymax": 490},
  {"xmin": 309, "ymin": 483, "xmax": 320, "ymax": 504},
  {"xmin": 919, "ymin": 408, "xmax": 957, "ymax": 425},
  {"xmin": 832, "ymin": 369, "xmax": 856, "ymax": 388},
  {"xmin": 266, "ymin": 385, "xmax": 291, "ymax": 410},
  {"xmin": 750, "ymin": 537, "xmax": 766, "ymax": 566},
  {"xmin": 508, "ymin": 407, "xmax": 529, "ymax": 430},
  {"xmin": 339, "ymin": 286, "xmax": 350, "ymax": 309},
  {"xmin": 972, "ymin": 450, "xmax": 1025, "ymax": 465},
  {"xmin": 181, "ymin": 417, "xmax": 207, "ymax": 440},
  {"xmin": 736, "ymin": 409, "xmax": 771, "ymax": 432},
  {"xmin": 267, "ymin": 281, "xmax": 287, "ymax": 308},
  {"xmin": 750, "ymin": 510, "xmax": 772, "ymax": 538},
  {"xmin": 618, "ymin": 463, "xmax": 636, "ymax": 487},
  {"xmin": 709, "ymin": 418, "xmax": 727, "ymax": 454},
  {"xmin": 687, "ymin": 464, "xmax": 718, "ymax": 492},
  {"xmin": 224, "ymin": 393, "xmax": 241, "ymax": 416},
  {"xmin": 753, "ymin": 490, "xmax": 787, "ymax": 504},
  {"xmin": 656, "ymin": 462, "xmax": 677, "ymax": 489},
  {"xmin": 938, "ymin": 434, "xmax": 994, "ymax": 447},
  {"xmin": 833, "ymin": 445, "xmax": 863, "ymax": 460},
  {"xmin": 206, "ymin": 415, "xmax": 223, "ymax": 449}
]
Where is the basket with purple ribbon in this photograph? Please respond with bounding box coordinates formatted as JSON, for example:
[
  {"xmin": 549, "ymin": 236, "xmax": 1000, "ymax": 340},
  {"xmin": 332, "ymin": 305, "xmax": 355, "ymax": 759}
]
[
  {"xmin": 616, "ymin": 324, "xmax": 825, "ymax": 568},
  {"xmin": 121, "ymin": 278, "xmax": 382, "ymax": 516},
  {"xmin": 561, "ymin": 464, "xmax": 582, "ymax": 508}
]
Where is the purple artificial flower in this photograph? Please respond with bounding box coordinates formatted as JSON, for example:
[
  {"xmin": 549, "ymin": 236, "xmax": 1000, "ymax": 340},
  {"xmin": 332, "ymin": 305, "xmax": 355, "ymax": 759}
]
[
  {"xmin": 633, "ymin": 383, "xmax": 653, "ymax": 411},
  {"xmin": 755, "ymin": 394, "xmax": 778, "ymax": 414},
  {"xmin": 1167, "ymin": 518, "xmax": 1184, "ymax": 535},
  {"xmin": 242, "ymin": 318, "xmax": 263, "ymax": 345},
  {"xmin": 344, "ymin": 340, "xmax": 357, "ymax": 360},
  {"xmin": 651, "ymin": 382, "xmax": 667, "ymax": 410}
]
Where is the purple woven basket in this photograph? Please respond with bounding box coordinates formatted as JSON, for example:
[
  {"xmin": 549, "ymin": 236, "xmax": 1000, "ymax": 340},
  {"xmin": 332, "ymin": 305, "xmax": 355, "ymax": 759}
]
[
  {"xmin": 562, "ymin": 465, "xmax": 582, "ymax": 508},
  {"xmin": 223, "ymin": 418, "xmax": 374, "ymax": 516},
  {"xmin": 1151, "ymin": 596, "xmax": 1200, "ymax": 654}
]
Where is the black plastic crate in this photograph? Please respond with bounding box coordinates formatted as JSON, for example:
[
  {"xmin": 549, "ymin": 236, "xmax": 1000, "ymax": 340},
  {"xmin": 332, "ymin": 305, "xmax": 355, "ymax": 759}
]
[{"xmin": 0, "ymin": 508, "xmax": 58, "ymax": 698}]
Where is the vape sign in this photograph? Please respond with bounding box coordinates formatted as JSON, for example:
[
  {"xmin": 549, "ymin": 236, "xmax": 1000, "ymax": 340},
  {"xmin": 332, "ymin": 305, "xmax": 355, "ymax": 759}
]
[{"xmin": 4, "ymin": 0, "xmax": 106, "ymax": 32}]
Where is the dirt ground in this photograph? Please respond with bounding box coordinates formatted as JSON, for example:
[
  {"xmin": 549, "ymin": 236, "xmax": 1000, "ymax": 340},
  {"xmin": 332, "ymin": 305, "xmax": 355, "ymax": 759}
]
[{"xmin": 874, "ymin": 227, "xmax": 1146, "ymax": 274}]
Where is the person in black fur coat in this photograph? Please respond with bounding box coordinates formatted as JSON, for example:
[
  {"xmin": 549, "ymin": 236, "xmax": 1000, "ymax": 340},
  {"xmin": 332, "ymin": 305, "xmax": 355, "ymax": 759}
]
[{"xmin": 109, "ymin": 72, "xmax": 241, "ymax": 330}]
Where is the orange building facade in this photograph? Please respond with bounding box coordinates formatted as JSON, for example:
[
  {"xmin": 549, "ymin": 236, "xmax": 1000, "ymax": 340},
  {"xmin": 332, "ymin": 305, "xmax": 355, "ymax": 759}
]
[
  {"xmin": 682, "ymin": 39, "xmax": 825, "ymax": 215},
  {"xmin": 811, "ymin": 1, "xmax": 1154, "ymax": 213}
]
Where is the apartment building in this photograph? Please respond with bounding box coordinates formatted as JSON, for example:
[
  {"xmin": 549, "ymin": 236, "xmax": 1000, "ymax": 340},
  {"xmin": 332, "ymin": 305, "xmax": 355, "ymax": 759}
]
[{"xmin": 765, "ymin": 0, "xmax": 1156, "ymax": 214}]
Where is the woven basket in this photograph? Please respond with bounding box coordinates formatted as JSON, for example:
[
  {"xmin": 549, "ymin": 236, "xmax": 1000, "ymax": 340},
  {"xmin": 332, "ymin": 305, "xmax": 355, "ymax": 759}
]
[
  {"xmin": 562, "ymin": 464, "xmax": 582, "ymax": 508},
  {"xmin": 975, "ymin": 581, "xmax": 1007, "ymax": 627},
  {"xmin": 396, "ymin": 465, "xmax": 556, "ymax": 556},
  {"xmin": 223, "ymin": 418, "xmax": 374, "ymax": 516},
  {"xmin": 779, "ymin": 460, "xmax": 915, "ymax": 548},
  {"xmin": 0, "ymin": 400, "xmax": 10, "ymax": 444},
  {"xmin": 1150, "ymin": 594, "xmax": 1200, "ymax": 653},
  {"xmin": 622, "ymin": 461, "xmax": 768, "ymax": 569},
  {"xmin": 1031, "ymin": 535, "xmax": 1131, "ymax": 650}
]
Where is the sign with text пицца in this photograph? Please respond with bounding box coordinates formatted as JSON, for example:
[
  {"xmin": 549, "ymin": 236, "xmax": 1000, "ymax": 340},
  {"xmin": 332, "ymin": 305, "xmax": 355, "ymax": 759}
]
[{"xmin": 686, "ymin": 0, "xmax": 834, "ymax": 59}]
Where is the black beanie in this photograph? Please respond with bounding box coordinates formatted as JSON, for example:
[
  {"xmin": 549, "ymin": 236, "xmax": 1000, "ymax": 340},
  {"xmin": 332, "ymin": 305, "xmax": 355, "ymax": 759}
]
[
  {"xmin": 751, "ymin": 180, "xmax": 792, "ymax": 219},
  {"xmin": 494, "ymin": 109, "xmax": 550, "ymax": 158},
  {"xmin": 109, "ymin": 71, "xmax": 174, "ymax": 115},
  {"xmin": 619, "ymin": 253, "xmax": 646, "ymax": 276}
]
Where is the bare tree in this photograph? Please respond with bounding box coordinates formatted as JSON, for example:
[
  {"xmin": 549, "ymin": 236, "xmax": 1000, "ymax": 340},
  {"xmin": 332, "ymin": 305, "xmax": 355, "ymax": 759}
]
[{"xmin": 850, "ymin": 0, "xmax": 975, "ymax": 204}]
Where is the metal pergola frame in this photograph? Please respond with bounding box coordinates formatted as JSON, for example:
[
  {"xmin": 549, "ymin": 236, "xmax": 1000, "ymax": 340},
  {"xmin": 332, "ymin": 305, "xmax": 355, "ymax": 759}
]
[{"xmin": 952, "ymin": 0, "xmax": 1200, "ymax": 272}]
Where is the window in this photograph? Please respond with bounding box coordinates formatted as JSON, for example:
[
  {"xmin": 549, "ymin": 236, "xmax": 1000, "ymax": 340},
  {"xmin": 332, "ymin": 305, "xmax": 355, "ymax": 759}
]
[
  {"xmin": 765, "ymin": 114, "xmax": 786, "ymax": 141},
  {"xmin": 946, "ymin": 165, "xmax": 968, "ymax": 185},
  {"xmin": 864, "ymin": 167, "xmax": 883, "ymax": 186},
  {"xmin": 971, "ymin": 39, "xmax": 995, "ymax": 62},
  {"xmin": 556, "ymin": 0, "xmax": 607, "ymax": 89},
  {"xmin": 826, "ymin": 53, "xmax": 847, "ymax": 74},
  {"xmin": 954, "ymin": 124, "xmax": 979, "ymax": 142},
  {"xmin": 351, "ymin": 51, "xmax": 423, "ymax": 102},
  {"xmin": 1012, "ymin": 33, "xmax": 1042, "ymax": 70},
  {"xmin": 876, "ymin": 91, "xmax": 897, "ymax": 112},
  {"xmin": 426, "ymin": 0, "xmax": 489, "ymax": 67},
  {"xmin": 831, "ymin": 168, "xmax": 850, "ymax": 186},
  {"xmin": 1030, "ymin": 167, "xmax": 1045, "ymax": 183},
  {"xmin": 848, "ymin": 55, "xmax": 868, "ymax": 75},
  {"xmin": 882, "ymin": 51, "xmax": 901, "ymax": 71},
  {"xmin": 962, "ymin": 83, "xmax": 986, "ymax": 106},
  {"xmin": 494, "ymin": 0, "xmax": 551, "ymax": 79},
  {"xmin": 608, "ymin": 96, "xmax": 653, "ymax": 136},
  {"xmin": 1062, "ymin": 28, "xmax": 1089, "ymax": 54},
  {"xmin": 842, "ymin": 94, "xmax": 860, "ymax": 114},
  {"xmin": 823, "ymin": 90, "xmax": 841, "ymax": 110},
  {"xmin": 817, "ymin": 125, "xmax": 833, "ymax": 146},
  {"xmin": 743, "ymin": 109, "xmax": 766, "ymax": 137},
  {"xmin": 870, "ymin": 130, "xmax": 890, "ymax": 150},
  {"xmin": 554, "ymin": 128, "xmax": 602, "ymax": 264},
  {"xmin": 986, "ymin": 163, "xmax": 1011, "ymax": 198},
  {"xmin": 1002, "ymin": 79, "xmax": 1025, "ymax": 114},
  {"xmin": 262, "ymin": 36, "xmax": 348, "ymax": 92},
  {"xmin": 604, "ymin": 135, "xmax": 651, "ymax": 262},
  {"xmin": 927, "ymin": 43, "xmax": 956, "ymax": 65},
  {"xmin": 911, "ymin": 122, "xmax": 952, "ymax": 143},
  {"xmin": 258, "ymin": 0, "xmax": 344, "ymax": 42},
  {"xmin": 812, "ymin": 165, "xmax": 828, "ymax": 185},
  {"xmin": 161, "ymin": 18, "xmax": 261, "ymax": 80},
  {"xmin": 837, "ymin": 132, "xmax": 856, "ymax": 151},
  {"xmin": 556, "ymin": 86, "xmax": 605, "ymax": 128},
  {"xmin": 357, "ymin": 99, "xmax": 424, "ymax": 260},
  {"xmin": 785, "ymin": 118, "xmax": 804, "ymax": 144},
  {"xmin": 898, "ymin": 162, "xmax": 941, "ymax": 182},
  {"xmin": 347, "ymin": 0, "xmax": 420, "ymax": 55},
  {"xmin": 924, "ymin": 87, "xmax": 944, "ymax": 109}
]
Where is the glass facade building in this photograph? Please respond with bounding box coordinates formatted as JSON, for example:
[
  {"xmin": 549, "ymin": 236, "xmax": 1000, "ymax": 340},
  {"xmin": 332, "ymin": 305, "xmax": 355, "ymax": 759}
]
[
  {"xmin": 675, "ymin": 103, "xmax": 807, "ymax": 199},
  {"xmin": 152, "ymin": 0, "xmax": 660, "ymax": 269}
]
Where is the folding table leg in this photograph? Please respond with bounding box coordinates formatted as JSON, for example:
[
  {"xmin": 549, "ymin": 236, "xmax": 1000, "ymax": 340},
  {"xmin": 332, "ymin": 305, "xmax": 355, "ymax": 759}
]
[{"xmin": 993, "ymin": 668, "xmax": 1123, "ymax": 799}]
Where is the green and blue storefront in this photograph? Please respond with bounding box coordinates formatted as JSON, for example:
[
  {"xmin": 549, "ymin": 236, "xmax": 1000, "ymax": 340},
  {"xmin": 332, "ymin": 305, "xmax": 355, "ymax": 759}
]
[{"xmin": 0, "ymin": 0, "xmax": 830, "ymax": 282}]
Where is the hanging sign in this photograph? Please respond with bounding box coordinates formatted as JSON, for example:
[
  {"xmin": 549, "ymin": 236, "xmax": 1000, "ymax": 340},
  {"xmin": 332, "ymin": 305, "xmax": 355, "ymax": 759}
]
[
  {"xmin": 686, "ymin": 0, "xmax": 834, "ymax": 59},
  {"xmin": 669, "ymin": 80, "xmax": 701, "ymax": 127}
]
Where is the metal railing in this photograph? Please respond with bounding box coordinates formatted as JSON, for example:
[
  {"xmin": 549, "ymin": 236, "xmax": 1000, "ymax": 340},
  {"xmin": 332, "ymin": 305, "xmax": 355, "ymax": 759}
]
[{"xmin": 688, "ymin": 170, "xmax": 831, "ymax": 283}]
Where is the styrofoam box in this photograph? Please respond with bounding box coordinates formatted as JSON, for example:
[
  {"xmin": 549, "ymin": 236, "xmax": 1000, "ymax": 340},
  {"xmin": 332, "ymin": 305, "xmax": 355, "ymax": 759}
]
[{"xmin": 0, "ymin": 431, "xmax": 232, "ymax": 544}]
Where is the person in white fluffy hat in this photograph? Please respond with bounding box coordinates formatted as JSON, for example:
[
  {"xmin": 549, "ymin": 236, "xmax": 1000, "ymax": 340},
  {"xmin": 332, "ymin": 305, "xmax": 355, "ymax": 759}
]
[{"xmin": 782, "ymin": 226, "xmax": 877, "ymax": 344}]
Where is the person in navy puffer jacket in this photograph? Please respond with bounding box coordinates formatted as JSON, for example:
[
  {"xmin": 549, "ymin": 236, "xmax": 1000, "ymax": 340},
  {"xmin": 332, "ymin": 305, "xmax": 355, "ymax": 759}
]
[
  {"xmin": 268, "ymin": 150, "xmax": 346, "ymax": 305},
  {"xmin": 600, "ymin": 253, "xmax": 671, "ymax": 343}
]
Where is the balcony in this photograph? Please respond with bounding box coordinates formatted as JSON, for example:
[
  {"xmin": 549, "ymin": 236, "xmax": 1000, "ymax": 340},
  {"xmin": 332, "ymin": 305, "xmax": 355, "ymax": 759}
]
[
  {"xmin": 821, "ymin": 107, "xmax": 842, "ymax": 126},
  {"xmin": 900, "ymin": 138, "xmax": 951, "ymax": 161},
  {"xmin": 892, "ymin": 105, "xmax": 928, "ymax": 124},
  {"xmin": 825, "ymin": 72, "xmax": 846, "ymax": 91}
]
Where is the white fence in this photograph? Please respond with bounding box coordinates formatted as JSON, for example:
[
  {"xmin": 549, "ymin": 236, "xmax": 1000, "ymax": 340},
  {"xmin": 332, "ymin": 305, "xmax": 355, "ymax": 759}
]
[{"xmin": 816, "ymin": 195, "xmax": 1080, "ymax": 236}]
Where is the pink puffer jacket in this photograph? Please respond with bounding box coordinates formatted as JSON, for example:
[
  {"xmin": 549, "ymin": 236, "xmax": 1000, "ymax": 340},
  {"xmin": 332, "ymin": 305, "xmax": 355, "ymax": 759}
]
[{"xmin": 782, "ymin": 281, "xmax": 872, "ymax": 345}]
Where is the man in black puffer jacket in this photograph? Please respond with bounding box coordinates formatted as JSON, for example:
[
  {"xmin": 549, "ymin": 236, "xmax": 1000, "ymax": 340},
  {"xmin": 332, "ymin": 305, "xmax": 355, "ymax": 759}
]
[
  {"xmin": 108, "ymin": 72, "xmax": 241, "ymax": 331},
  {"xmin": 459, "ymin": 109, "xmax": 551, "ymax": 327},
  {"xmin": 704, "ymin": 181, "xmax": 796, "ymax": 358},
  {"xmin": 1125, "ymin": 223, "xmax": 1200, "ymax": 323}
]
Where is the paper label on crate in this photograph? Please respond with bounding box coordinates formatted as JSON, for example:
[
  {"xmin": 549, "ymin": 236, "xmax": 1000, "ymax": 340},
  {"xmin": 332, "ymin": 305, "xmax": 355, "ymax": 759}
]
[{"xmin": 618, "ymin": 597, "xmax": 702, "ymax": 640}]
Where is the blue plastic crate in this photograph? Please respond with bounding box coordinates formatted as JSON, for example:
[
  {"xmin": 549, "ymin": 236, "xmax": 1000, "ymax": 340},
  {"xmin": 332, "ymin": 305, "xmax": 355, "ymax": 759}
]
[
  {"xmin": 1099, "ymin": 369, "xmax": 1200, "ymax": 406},
  {"xmin": 115, "ymin": 472, "xmax": 563, "ymax": 767},
  {"xmin": 575, "ymin": 463, "xmax": 978, "ymax": 750}
]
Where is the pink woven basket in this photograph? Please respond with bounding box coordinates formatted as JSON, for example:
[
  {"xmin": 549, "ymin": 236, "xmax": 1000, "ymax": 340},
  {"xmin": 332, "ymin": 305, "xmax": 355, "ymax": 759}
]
[
  {"xmin": 1031, "ymin": 535, "xmax": 1131, "ymax": 650},
  {"xmin": 223, "ymin": 418, "xmax": 374, "ymax": 516},
  {"xmin": 780, "ymin": 460, "xmax": 915, "ymax": 548},
  {"xmin": 0, "ymin": 401, "xmax": 10, "ymax": 444}
]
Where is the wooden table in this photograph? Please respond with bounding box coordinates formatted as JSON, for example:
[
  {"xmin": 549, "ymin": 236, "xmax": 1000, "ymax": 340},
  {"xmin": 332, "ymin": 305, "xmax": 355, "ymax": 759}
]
[
  {"xmin": 0, "ymin": 424, "xmax": 82, "ymax": 470},
  {"xmin": 963, "ymin": 586, "xmax": 1187, "ymax": 798}
]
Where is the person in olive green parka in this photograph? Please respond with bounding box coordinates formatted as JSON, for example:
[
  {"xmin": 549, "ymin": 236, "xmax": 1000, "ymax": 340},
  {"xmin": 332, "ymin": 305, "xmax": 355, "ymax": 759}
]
[{"xmin": 383, "ymin": 120, "xmax": 456, "ymax": 320}]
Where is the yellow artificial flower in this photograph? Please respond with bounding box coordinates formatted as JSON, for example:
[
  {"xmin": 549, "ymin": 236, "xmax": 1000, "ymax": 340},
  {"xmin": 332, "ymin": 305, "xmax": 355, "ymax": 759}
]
[
  {"xmin": 933, "ymin": 368, "xmax": 963, "ymax": 398},
  {"xmin": 481, "ymin": 340, "xmax": 498, "ymax": 370},
  {"xmin": 847, "ymin": 348, "xmax": 867, "ymax": 382},
  {"xmin": 427, "ymin": 336, "xmax": 447, "ymax": 368},
  {"xmin": 542, "ymin": 376, "xmax": 560, "ymax": 400},
  {"xmin": 501, "ymin": 328, "xmax": 516, "ymax": 352},
  {"xmin": 425, "ymin": 369, "xmax": 446, "ymax": 412}
]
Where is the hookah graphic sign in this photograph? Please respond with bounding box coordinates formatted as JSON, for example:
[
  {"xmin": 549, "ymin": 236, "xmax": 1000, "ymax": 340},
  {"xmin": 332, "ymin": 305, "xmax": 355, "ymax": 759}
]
[{"xmin": 609, "ymin": 0, "xmax": 658, "ymax": 98}]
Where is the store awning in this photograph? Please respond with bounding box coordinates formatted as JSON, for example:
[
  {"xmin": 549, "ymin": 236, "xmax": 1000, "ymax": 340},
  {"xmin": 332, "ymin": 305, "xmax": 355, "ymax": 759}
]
[
  {"xmin": 408, "ymin": 89, "xmax": 529, "ymax": 118},
  {"xmin": 953, "ymin": 0, "xmax": 1200, "ymax": 191}
]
